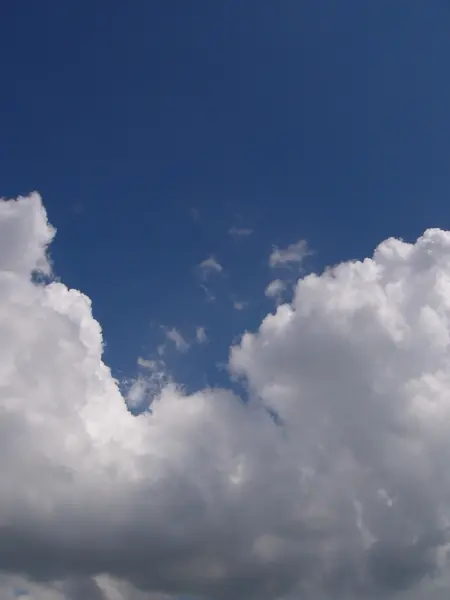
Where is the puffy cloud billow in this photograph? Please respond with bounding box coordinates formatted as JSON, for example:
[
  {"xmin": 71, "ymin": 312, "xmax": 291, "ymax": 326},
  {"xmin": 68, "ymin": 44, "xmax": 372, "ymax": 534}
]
[{"xmin": 2, "ymin": 194, "xmax": 450, "ymax": 600}]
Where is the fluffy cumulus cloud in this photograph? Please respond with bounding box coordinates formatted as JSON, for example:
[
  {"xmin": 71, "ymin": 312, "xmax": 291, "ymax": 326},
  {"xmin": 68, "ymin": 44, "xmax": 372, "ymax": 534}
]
[{"xmin": 3, "ymin": 194, "xmax": 450, "ymax": 600}]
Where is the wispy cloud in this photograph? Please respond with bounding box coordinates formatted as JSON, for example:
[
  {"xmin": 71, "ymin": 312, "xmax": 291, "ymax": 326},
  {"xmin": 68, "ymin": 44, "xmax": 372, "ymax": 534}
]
[
  {"xmin": 233, "ymin": 300, "xmax": 248, "ymax": 311},
  {"xmin": 269, "ymin": 239, "xmax": 311, "ymax": 268},
  {"xmin": 165, "ymin": 328, "xmax": 190, "ymax": 352},
  {"xmin": 127, "ymin": 358, "xmax": 167, "ymax": 411},
  {"xmin": 229, "ymin": 226, "xmax": 253, "ymax": 237},
  {"xmin": 200, "ymin": 284, "xmax": 216, "ymax": 302},
  {"xmin": 265, "ymin": 279, "xmax": 286, "ymax": 298},
  {"xmin": 196, "ymin": 326, "xmax": 208, "ymax": 344},
  {"xmin": 198, "ymin": 256, "xmax": 223, "ymax": 279},
  {"xmin": 137, "ymin": 357, "xmax": 159, "ymax": 370}
]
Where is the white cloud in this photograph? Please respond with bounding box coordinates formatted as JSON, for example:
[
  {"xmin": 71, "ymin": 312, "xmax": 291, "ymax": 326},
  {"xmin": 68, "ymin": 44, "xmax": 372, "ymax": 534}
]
[
  {"xmin": 4, "ymin": 194, "xmax": 450, "ymax": 599},
  {"xmin": 200, "ymin": 284, "xmax": 216, "ymax": 302},
  {"xmin": 198, "ymin": 256, "xmax": 223, "ymax": 279},
  {"xmin": 126, "ymin": 360, "xmax": 167, "ymax": 412},
  {"xmin": 0, "ymin": 192, "xmax": 55, "ymax": 275},
  {"xmin": 269, "ymin": 239, "xmax": 310, "ymax": 268},
  {"xmin": 196, "ymin": 326, "xmax": 208, "ymax": 344},
  {"xmin": 137, "ymin": 357, "xmax": 159, "ymax": 371},
  {"xmin": 125, "ymin": 377, "xmax": 150, "ymax": 410},
  {"xmin": 265, "ymin": 279, "xmax": 286, "ymax": 298},
  {"xmin": 231, "ymin": 228, "xmax": 450, "ymax": 597},
  {"xmin": 233, "ymin": 300, "xmax": 248, "ymax": 311},
  {"xmin": 165, "ymin": 327, "xmax": 189, "ymax": 352},
  {"xmin": 229, "ymin": 226, "xmax": 253, "ymax": 237}
]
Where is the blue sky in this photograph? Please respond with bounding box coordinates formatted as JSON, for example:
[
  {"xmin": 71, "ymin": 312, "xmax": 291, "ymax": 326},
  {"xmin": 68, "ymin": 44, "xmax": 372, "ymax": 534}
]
[
  {"xmin": 2, "ymin": 0, "xmax": 450, "ymax": 389},
  {"xmin": 5, "ymin": 3, "xmax": 450, "ymax": 599}
]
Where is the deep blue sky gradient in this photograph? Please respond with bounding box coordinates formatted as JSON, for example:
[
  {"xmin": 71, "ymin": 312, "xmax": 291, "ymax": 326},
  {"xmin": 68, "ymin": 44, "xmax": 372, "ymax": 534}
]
[{"xmin": 1, "ymin": 1, "xmax": 450, "ymax": 386}]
